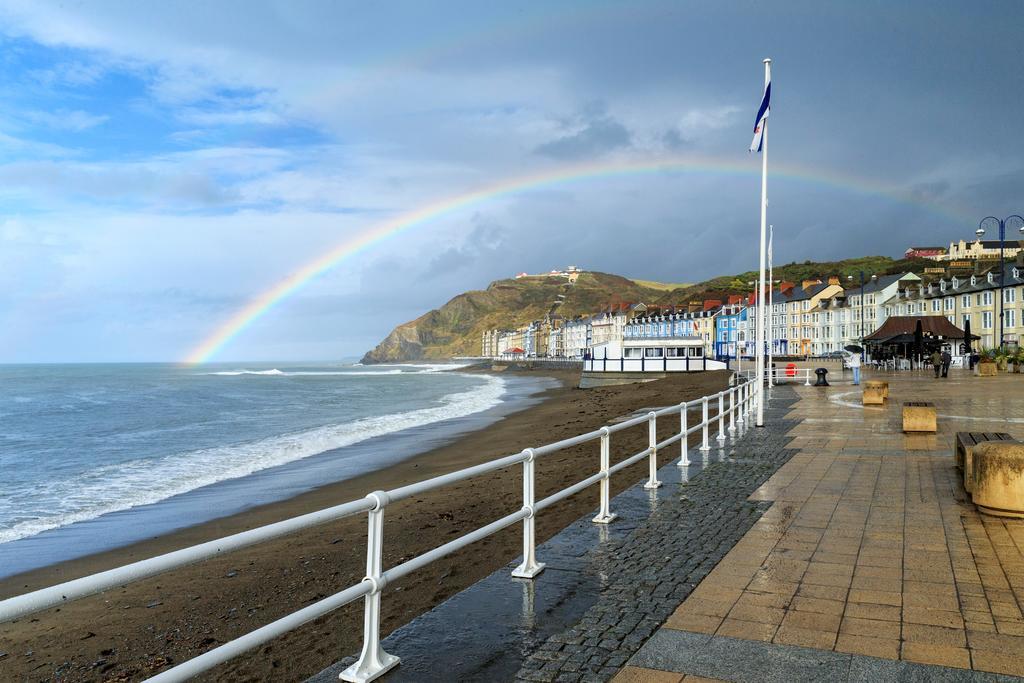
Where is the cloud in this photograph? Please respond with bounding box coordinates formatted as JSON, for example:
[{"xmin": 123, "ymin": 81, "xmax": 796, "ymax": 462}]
[
  {"xmin": 535, "ymin": 107, "xmax": 631, "ymax": 160},
  {"xmin": 24, "ymin": 108, "xmax": 108, "ymax": 131},
  {"xmin": 677, "ymin": 105, "xmax": 741, "ymax": 134}
]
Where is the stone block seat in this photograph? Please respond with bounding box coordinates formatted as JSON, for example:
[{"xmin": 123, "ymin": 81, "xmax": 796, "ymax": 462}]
[
  {"xmin": 864, "ymin": 379, "xmax": 889, "ymax": 398},
  {"xmin": 902, "ymin": 401, "xmax": 936, "ymax": 433},
  {"xmin": 956, "ymin": 431, "xmax": 1015, "ymax": 493},
  {"xmin": 971, "ymin": 441, "xmax": 1024, "ymax": 518},
  {"xmin": 862, "ymin": 384, "xmax": 886, "ymax": 405}
]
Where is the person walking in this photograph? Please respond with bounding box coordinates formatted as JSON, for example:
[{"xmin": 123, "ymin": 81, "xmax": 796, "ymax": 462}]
[
  {"xmin": 941, "ymin": 349, "xmax": 952, "ymax": 378},
  {"xmin": 931, "ymin": 349, "xmax": 942, "ymax": 378}
]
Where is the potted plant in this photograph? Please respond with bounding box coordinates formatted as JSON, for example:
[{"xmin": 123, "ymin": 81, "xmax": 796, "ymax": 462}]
[
  {"xmin": 1014, "ymin": 348, "xmax": 1024, "ymax": 374},
  {"xmin": 996, "ymin": 348, "xmax": 1010, "ymax": 372},
  {"xmin": 978, "ymin": 348, "xmax": 998, "ymax": 376}
]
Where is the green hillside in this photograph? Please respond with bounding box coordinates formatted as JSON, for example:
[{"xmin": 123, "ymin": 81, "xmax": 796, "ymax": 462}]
[
  {"xmin": 361, "ymin": 272, "xmax": 666, "ymax": 362},
  {"xmin": 361, "ymin": 255, "xmax": 936, "ymax": 362}
]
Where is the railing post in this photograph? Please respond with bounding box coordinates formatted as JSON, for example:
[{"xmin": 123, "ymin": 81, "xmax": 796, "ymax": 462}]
[
  {"xmin": 804, "ymin": 368, "xmax": 811, "ymax": 386},
  {"xmin": 340, "ymin": 492, "xmax": 400, "ymax": 683},
  {"xmin": 737, "ymin": 383, "xmax": 746, "ymax": 425},
  {"xmin": 644, "ymin": 412, "xmax": 662, "ymax": 489},
  {"xmin": 512, "ymin": 449, "xmax": 545, "ymax": 579},
  {"xmin": 593, "ymin": 429, "xmax": 617, "ymax": 524},
  {"xmin": 699, "ymin": 397, "xmax": 710, "ymax": 452},
  {"xmin": 716, "ymin": 392, "xmax": 727, "ymax": 443},
  {"xmin": 679, "ymin": 402, "xmax": 690, "ymax": 466},
  {"xmin": 728, "ymin": 387, "xmax": 736, "ymax": 432}
]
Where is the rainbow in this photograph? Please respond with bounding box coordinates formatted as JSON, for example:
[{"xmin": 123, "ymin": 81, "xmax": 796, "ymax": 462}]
[{"xmin": 183, "ymin": 155, "xmax": 971, "ymax": 364}]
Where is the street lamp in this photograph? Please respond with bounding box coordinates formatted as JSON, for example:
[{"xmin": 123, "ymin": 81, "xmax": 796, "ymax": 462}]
[
  {"xmin": 847, "ymin": 272, "xmax": 877, "ymax": 360},
  {"xmin": 976, "ymin": 215, "xmax": 1024, "ymax": 349}
]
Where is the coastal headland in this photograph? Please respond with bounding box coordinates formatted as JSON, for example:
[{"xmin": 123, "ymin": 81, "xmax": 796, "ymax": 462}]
[{"xmin": 0, "ymin": 367, "xmax": 728, "ymax": 682}]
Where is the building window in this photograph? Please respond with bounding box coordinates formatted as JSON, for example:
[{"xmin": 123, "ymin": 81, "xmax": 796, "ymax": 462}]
[
  {"xmin": 944, "ymin": 297, "xmax": 953, "ymax": 311},
  {"xmin": 931, "ymin": 299, "xmax": 941, "ymax": 312},
  {"xmin": 624, "ymin": 347, "xmax": 642, "ymax": 358},
  {"xmin": 982, "ymin": 311, "xmax": 993, "ymax": 329},
  {"xmin": 1007, "ymin": 309, "xmax": 1017, "ymax": 329},
  {"xmin": 962, "ymin": 295, "xmax": 970, "ymax": 309},
  {"xmin": 644, "ymin": 347, "xmax": 664, "ymax": 358},
  {"xmin": 983, "ymin": 291, "xmax": 994, "ymax": 306},
  {"xmin": 1005, "ymin": 288, "xmax": 1016, "ymax": 304},
  {"xmin": 666, "ymin": 347, "xmax": 686, "ymax": 357},
  {"xmin": 688, "ymin": 347, "xmax": 703, "ymax": 357}
]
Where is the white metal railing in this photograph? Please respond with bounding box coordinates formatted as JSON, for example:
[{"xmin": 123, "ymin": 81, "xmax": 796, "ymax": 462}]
[{"xmin": 0, "ymin": 376, "xmax": 759, "ymax": 683}]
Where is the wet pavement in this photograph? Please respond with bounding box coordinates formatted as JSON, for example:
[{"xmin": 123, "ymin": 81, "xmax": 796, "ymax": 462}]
[
  {"xmin": 624, "ymin": 368, "xmax": 1024, "ymax": 681},
  {"xmin": 309, "ymin": 386, "xmax": 801, "ymax": 683}
]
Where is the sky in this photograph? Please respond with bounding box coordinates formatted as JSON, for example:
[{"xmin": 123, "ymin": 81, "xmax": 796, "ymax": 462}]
[{"xmin": 1, "ymin": 0, "xmax": 1022, "ymax": 363}]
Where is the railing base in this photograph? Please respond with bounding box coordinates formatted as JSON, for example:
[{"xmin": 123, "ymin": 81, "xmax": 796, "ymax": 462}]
[
  {"xmin": 339, "ymin": 649, "xmax": 400, "ymax": 683},
  {"xmin": 643, "ymin": 479, "xmax": 662, "ymax": 490},
  {"xmin": 592, "ymin": 512, "xmax": 618, "ymax": 524},
  {"xmin": 511, "ymin": 561, "xmax": 546, "ymax": 579}
]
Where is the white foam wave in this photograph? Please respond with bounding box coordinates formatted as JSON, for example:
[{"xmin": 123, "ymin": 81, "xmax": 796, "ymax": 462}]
[
  {"xmin": 0, "ymin": 374, "xmax": 505, "ymax": 544},
  {"xmin": 207, "ymin": 369, "xmax": 286, "ymax": 376},
  {"xmin": 206, "ymin": 364, "xmax": 470, "ymax": 377}
]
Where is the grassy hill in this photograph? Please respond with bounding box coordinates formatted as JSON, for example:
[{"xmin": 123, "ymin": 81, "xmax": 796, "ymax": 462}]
[
  {"xmin": 361, "ymin": 272, "xmax": 667, "ymax": 362},
  {"xmin": 361, "ymin": 255, "xmax": 936, "ymax": 362}
]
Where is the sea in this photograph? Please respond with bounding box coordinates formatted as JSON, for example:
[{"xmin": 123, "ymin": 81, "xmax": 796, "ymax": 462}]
[{"xmin": 0, "ymin": 362, "xmax": 556, "ymax": 578}]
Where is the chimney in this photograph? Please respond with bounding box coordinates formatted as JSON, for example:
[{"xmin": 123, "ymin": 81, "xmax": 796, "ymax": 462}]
[
  {"xmin": 801, "ymin": 278, "xmax": 822, "ymax": 291},
  {"xmin": 827, "ymin": 275, "xmax": 840, "ymax": 286}
]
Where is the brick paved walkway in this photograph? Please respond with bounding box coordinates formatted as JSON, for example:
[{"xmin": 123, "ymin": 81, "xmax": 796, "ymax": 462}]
[
  {"xmin": 512, "ymin": 387, "xmax": 802, "ymax": 682},
  {"xmin": 623, "ymin": 369, "xmax": 1024, "ymax": 681}
]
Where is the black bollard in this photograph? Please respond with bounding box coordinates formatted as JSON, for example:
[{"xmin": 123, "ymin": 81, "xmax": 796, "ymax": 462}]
[{"xmin": 814, "ymin": 367, "xmax": 829, "ymax": 387}]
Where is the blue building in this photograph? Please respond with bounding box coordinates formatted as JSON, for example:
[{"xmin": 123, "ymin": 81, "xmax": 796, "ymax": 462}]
[{"xmin": 715, "ymin": 304, "xmax": 750, "ymax": 360}]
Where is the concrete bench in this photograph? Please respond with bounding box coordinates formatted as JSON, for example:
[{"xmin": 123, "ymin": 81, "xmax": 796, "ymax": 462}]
[
  {"xmin": 971, "ymin": 441, "xmax": 1024, "ymax": 518},
  {"xmin": 862, "ymin": 384, "xmax": 886, "ymax": 405},
  {"xmin": 864, "ymin": 380, "xmax": 889, "ymax": 399},
  {"xmin": 902, "ymin": 401, "xmax": 936, "ymax": 433},
  {"xmin": 956, "ymin": 431, "xmax": 1015, "ymax": 493}
]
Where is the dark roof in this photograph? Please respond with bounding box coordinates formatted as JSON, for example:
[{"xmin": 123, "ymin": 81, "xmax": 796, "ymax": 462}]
[
  {"xmin": 907, "ymin": 246, "xmax": 945, "ymax": 251},
  {"xmin": 864, "ymin": 316, "xmax": 970, "ymax": 342},
  {"xmin": 851, "ymin": 272, "xmax": 913, "ymax": 295}
]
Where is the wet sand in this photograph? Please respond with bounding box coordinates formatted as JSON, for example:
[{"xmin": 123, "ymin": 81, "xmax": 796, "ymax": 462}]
[{"xmin": 0, "ymin": 369, "xmax": 729, "ymax": 682}]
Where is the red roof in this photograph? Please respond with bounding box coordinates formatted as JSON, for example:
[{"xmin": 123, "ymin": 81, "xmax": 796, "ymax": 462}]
[{"xmin": 507, "ymin": 347, "xmax": 525, "ymax": 353}]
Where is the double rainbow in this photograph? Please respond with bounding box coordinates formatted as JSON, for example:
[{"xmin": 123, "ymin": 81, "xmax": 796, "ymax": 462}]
[{"xmin": 183, "ymin": 156, "xmax": 969, "ymax": 364}]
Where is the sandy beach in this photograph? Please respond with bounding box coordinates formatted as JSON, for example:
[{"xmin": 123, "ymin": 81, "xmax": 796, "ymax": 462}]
[{"xmin": 0, "ymin": 368, "xmax": 728, "ymax": 682}]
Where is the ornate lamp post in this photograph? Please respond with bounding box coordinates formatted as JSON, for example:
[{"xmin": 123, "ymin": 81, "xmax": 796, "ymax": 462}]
[
  {"xmin": 976, "ymin": 215, "xmax": 1024, "ymax": 349},
  {"xmin": 847, "ymin": 272, "xmax": 877, "ymax": 360}
]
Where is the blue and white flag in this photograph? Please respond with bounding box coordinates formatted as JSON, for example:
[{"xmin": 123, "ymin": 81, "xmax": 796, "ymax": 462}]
[{"xmin": 749, "ymin": 79, "xmax": 770, "ymax": 153}]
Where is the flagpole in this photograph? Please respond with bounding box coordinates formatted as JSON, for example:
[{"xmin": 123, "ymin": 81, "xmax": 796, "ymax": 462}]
[
  {"xmin": 768, "ymin": 223, "xmax": 774, "ymax": 388},
  {"xmin": 756, "ymin": 58, "xmax": 771, "ymax": 427}
]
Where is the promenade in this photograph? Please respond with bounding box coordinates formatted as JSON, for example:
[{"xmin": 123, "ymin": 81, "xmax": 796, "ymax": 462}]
[{"xmin": 622, "ymin": 369, "xmax": 1024, "ymax": 681}]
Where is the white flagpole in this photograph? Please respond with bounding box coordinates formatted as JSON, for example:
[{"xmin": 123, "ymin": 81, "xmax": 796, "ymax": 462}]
[
  {"xmin": 768, "ymin": 223, "xmax": 774, "ymax": 388},
  {"xmin": 756, "ymin": 58, "xmax": 771, "ymax": 427}
]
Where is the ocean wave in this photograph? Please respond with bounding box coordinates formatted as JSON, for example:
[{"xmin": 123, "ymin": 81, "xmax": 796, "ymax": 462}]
[
  {"xmin": 0, "ymin": 374, "xmax": 505, "ymax": 544},
  {"xmin": 206, "ymin": 364, "xmax": 469, "ymax": 377},
  {"xmin": 206, "ymin": 369, "xmax": 286, "ymax": 376}
]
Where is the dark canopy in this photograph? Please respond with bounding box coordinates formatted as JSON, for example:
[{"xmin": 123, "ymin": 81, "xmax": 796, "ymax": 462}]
[{"xmin": 864, "ymin": 315, "xmax": 977, "ymax": 344}]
